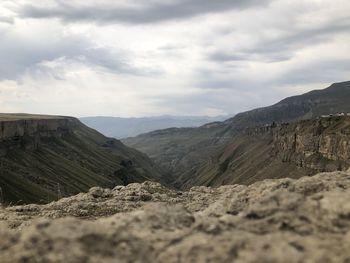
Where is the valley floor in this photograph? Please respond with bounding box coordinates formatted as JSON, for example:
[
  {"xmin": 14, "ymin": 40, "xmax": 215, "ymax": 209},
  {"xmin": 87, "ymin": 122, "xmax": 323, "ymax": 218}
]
[{"xmin": 1, "ymin": 170, "xmax": 350, "ymax": 262}]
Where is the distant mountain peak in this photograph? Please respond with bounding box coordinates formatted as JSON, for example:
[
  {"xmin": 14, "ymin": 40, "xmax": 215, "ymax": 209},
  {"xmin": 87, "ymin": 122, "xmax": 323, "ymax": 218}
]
[{"xmin": 80, "ymin": 115, "xmax": 232, "ymax": 138}]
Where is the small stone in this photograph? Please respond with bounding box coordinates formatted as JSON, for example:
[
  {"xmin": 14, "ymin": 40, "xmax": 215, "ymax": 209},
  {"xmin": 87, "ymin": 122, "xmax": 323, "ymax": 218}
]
[{"xmin": 88, "ymin": 187, "xmax": 104, "ymax": 198}]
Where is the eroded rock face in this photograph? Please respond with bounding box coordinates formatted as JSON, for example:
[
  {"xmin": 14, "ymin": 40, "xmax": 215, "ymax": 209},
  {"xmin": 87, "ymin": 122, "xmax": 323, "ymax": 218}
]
[
  {"xmin": 272, "ymin": 116, "xmax": 350, "ymax": 171},
  {"xmin": 0, "ymin": 117, "xmax": 78, "ymax": 153},
  {"xmin": 1, "ymin": 171, "xmax": 350, "ymax": 262},
  {"xmin": 207, "ymin": 116, "xmax": 350, "ymax": 188}
]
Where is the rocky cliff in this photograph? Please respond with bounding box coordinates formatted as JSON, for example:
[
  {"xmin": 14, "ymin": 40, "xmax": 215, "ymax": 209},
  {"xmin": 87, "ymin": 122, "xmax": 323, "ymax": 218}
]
[
  {"xmin": 271, "ymin": 116, "xmax": 350, "ymax": 171},
  {"xmin": 0, "ymin": 114, "xmax": 78, "ymax": 155},
  {"xmin": 1, "ymin": 170, "xmax": 350, "ymax": 262},
  {"xmin": 0, "ymin": 114, "xmax": 164, "ymax": 204},
  {"xmin": 171, "ymin": 116, "xmax": 350, "ymax": 189}
]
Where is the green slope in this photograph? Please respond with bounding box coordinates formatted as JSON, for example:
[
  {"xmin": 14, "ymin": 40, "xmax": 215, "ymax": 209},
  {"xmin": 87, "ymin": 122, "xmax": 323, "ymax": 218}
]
[{"xmin": 0, "ymin": 115, "xmax": 163, "ymax": 204}]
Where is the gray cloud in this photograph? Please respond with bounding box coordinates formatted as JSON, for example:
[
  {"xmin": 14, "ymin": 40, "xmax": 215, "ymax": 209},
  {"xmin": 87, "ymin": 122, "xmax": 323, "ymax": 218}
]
[
  {"xmin": 1, "ymin": 0, "xmax": 349, "ymax": 117},
  {"xmin": 276, "ymin": 59, "xmax": 350, "ymax": 85},
  {"xmin": 75, "ymin": 47, "xmax": 163, "ymax": 76},
  {"xmin": 208, "ymin": 53, "xmax": 246, "ymax": 62},
  {"xmin": 209, "ymin": 17, "xmax": 350, "ymax": 63},
  {"xmin": 19, "ymin": 0, "xmax": 271, "ymax": 24},
  {"xmin": 209, "ymin": 51, "xmax": 292, "ymax": 63},
  {"xmin": 193, "ymin": 69, "xmax": 247, "ymax": 90},
  {"xmin": 154, "ymin": 84, "xmax": 277, "ymax": 116},
  {"xmin": 0, "ymin": 16, "xmax": 14, "ymax": 24},
  {"xmin": 0, "ymin": 32, "xmax": 156, "ymax": 80}
]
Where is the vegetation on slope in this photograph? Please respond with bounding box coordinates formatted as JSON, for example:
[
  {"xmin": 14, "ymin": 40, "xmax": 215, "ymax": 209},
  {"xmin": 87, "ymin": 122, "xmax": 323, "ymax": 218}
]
[{"xmin": 0, "ymin": 115, "xmax": 163, "ymax": 204}]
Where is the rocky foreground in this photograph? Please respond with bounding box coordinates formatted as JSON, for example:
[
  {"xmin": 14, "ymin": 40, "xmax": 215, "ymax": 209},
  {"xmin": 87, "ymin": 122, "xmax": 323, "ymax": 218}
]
[{"xmin": 1, "ymin": 171, "xmax": 350, "ymax": 262}]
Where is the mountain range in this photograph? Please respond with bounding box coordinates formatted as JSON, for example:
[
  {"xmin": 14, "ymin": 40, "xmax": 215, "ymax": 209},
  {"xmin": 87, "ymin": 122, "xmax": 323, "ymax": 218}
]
[
  {"xmin": 80, "ymin": 115, "xmax": 230, "ymax": 138},
  {"xmin": 1, "ymin": 81, "xmax": 350, "ymax": 204},
  {"xmin": 123, "ymin": 81, "xmax": 350, "ymax": 188}
]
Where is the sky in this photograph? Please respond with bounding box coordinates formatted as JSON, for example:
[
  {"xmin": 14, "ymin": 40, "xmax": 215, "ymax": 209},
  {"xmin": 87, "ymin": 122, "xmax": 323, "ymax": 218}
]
[{"xmin": 0, "ymin": 0, "xmax": 349, "ymax": 117}]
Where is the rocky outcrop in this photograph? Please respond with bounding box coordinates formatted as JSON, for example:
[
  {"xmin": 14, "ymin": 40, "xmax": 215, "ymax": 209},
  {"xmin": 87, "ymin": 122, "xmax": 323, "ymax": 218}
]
[
  {"xmin": 242, "ymin": 116, "xmax": 350, "ymax": 172},
  {"xmin": 0, "ymin": 117, "xmax": 76, "ymax": 140},
  {"xmin": 1, "ymin": 171, "xmax": 350, "ymax": 262},
  {"xmin": 0, "ymin": 116, "xmax": 78, "ymax": 155},
  {"xmin": 270, "ymin": 116, "xmax": 350, "ymax": 171}
]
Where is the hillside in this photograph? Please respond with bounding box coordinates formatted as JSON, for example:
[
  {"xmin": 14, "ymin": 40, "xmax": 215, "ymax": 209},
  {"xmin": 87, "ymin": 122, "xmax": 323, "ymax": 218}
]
[
  {"xmin": 80, "ymin": 115, "xmax": 230, "ymax": 138},
  {"xmin": 0, "ymin": 114, "xmax": 163, "ymax": 204},
  {"xmin": 1, "ymin": 170, "xmax": 350, "ymax": 262},
  {"xmin": 175, "ymin": 116, "xmax": 350, "ymax": 189},
  {"xmin": 221, "ymin": 80, "xmax": 350, "ymax": 135},
  {"xmin": 123, "ymin": 81, "xmax": 350, "ymax": 188}
]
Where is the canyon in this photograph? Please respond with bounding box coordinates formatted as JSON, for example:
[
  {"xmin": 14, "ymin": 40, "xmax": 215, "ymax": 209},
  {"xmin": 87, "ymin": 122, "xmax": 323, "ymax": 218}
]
[{"xmin": 1, "ymin": 82, "xmax": 350, "ymax": 262}]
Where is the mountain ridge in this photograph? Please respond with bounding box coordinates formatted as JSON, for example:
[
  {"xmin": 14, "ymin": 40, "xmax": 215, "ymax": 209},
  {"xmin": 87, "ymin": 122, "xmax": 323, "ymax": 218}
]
[
  {"xmin": 124, "ymin": 81, "xmax": 350, "ymax": 189},
  {"xmin": 0, "ymin": 114, "xmax": 164, "ymax": 204},
  {"xmin": 80, "ymin": 115, "xmax": 231, "ymax": 138},
  {"xmin": 221, "ymin": 80, "xmax": 350, "ymax": 133}
]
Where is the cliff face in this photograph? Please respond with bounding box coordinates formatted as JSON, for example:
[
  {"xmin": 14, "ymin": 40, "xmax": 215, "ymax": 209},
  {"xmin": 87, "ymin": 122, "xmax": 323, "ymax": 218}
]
[
  {"xmin": 0, "ymin": 114, "xmax": 164, "ymax": 204},
  {"xmin": 175, "ymin": 116, "xmax": 350, "ymax": 189},
  {"xmin": 0, "ymin": 117, "xmax": 78, "ymax": 155},
  {"xmin": 0, "ymin": 117, "xmax": 74, "ymax": 139},
  {"xmin": 271, "ymin": 116, "xmax": 350, "ymax": 172}
]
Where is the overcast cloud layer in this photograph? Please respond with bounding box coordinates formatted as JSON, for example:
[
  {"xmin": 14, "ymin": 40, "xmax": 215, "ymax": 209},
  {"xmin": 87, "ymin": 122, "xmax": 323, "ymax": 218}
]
[{"xmin": 0, "ymin": 0, "xmax": 349, "ymax": 117}]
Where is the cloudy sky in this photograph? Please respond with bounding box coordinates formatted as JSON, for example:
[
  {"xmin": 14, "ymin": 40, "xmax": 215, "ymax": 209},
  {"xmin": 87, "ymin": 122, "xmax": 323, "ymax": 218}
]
[{"xmin": 0, "ymin": 0, "xmax": 349, "ymax": 117}]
